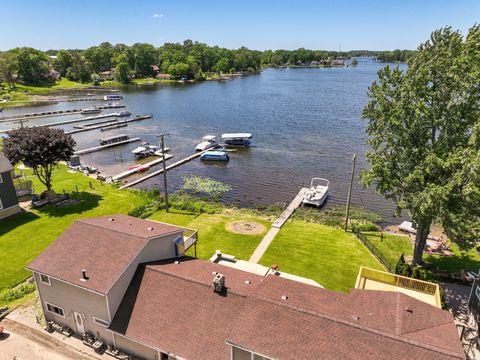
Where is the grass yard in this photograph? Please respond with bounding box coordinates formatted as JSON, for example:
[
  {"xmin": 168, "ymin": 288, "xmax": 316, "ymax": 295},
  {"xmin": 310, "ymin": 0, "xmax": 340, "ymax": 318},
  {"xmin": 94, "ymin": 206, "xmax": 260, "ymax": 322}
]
[
  {"xmin": 149, "ymin": 210, "xmax": 271, "ymax": 260},
  {"xmin": 0, "ymin": 165, "xmax": 151, "ymax": 289},
  {"xmin": 364, "ymin": 232, "xmax": 480, "ymax": 274},
  {"xmin": 259, "ymin": 220, "xmax": 385, "ymax": 292}
]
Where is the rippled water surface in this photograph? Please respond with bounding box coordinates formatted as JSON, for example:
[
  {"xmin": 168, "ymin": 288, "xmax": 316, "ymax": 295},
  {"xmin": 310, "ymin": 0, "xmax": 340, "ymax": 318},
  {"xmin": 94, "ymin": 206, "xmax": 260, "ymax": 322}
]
[{"xmin": 0, "ymin": 58, "xmax": 407, "ymax": 223}]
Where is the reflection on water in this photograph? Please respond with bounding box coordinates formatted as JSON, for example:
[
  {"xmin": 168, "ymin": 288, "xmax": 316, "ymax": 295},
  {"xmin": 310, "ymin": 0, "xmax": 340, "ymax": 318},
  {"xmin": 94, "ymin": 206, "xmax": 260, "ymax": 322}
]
[{"xmin": 0, "ymin": 58, "xmax": 407, "ymax": 223}]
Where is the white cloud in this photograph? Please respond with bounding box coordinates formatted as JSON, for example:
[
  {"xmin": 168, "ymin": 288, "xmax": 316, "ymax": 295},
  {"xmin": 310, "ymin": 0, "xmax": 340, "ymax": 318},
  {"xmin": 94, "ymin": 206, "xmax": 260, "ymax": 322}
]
[{"xmin": 153, "ymin": 14, "xmax": 163, "ymax": 18}]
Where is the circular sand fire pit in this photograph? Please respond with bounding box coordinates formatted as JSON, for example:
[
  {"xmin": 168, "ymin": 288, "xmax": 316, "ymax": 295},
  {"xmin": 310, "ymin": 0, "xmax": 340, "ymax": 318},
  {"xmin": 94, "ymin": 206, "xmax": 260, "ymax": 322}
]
[{"xmin": 226, "ymin": 220, "xmax": 266, "ymax": 235}]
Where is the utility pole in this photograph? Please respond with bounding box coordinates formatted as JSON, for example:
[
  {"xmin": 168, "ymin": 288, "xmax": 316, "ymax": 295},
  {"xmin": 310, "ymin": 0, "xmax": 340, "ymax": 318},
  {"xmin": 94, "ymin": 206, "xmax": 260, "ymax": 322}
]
[
  {"xmin": 157, "ymin": 134, "xmax": 170, "ymax": 212},
  {"xmin": 344, "ymin": 153, "xmax": 357, "ymax": 231}
]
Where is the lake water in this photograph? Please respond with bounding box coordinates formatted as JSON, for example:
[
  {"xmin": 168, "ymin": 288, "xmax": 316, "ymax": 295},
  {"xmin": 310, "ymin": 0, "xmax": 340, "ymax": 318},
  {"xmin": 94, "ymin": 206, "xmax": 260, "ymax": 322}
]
[{"xmin": 0, "ymin": 58, "xmax": 406, "ymax": 223}]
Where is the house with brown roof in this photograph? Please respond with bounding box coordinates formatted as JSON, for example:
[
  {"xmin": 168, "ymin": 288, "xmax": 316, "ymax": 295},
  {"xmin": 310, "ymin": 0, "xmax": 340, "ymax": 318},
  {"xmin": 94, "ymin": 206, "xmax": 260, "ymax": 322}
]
[
  {"xmin": 0, "ymin": 151, "xmax": 21, "ymax": 219},
  {"xmin": 28, "ymin": 215, "xmax": 465, "ymax": 360}
]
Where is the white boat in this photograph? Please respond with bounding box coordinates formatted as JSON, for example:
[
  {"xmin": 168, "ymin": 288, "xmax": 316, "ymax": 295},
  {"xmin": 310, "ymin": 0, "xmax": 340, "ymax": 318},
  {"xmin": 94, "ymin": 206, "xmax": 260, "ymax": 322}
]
[
  {"xmin": 195, "ymin": 135, "xmax": 218, "ymax": 151},
  {"xmin": 221, "ymin": 133, "xmax": 253, "ymax": 147},
  {"xmin": 81, "ymin": 107, "xmax": 102, "ymax": 114},
  {"xmin": 117, "ymin": 109, "xmax": 131, "ymax": 117},
  {"xmin": 302, "ymin": 178, "xmax": 329, "ymax": 207},
  {"xmin": 131, "ymin": 142, "xmax": 159, "ymax": 157}
]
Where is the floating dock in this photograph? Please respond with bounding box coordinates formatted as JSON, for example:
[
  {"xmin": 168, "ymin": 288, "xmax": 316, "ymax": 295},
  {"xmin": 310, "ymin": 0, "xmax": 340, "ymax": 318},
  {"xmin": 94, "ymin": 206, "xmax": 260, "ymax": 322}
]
[
  {"xmin": 119, "ymin": 148, "xmax": 218, "ymax": 189},
  {"xmin": 74, "ymin": 137, "xmax": 141, "ymax": 155},
  {"xmin": 0, "ymin": 104, "xmax": 125, "ymax": 122},
  {"xmin": 112, "ymin": 154, "xmax": 174, "ymax": 181}
]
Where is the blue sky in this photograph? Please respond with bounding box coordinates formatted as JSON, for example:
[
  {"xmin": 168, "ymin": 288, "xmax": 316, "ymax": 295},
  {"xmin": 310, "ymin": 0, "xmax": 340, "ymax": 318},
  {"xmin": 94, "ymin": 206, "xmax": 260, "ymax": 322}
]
[{"xmin": 1, "ymin": 0, "xmax": 478, "ymax": 51}]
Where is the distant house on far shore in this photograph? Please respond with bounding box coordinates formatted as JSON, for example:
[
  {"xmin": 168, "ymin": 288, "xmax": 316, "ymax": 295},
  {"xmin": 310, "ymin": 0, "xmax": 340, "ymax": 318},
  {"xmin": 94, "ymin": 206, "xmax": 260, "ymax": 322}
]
[
  {"xmin": 156, "ymin": 73, "xmax": 171, "ymax": 80},
  {"xmin": 150, "ymin": 65, "xmax": 160, "ymax": 73},
  {"xmin": 0, "ymin": 152, "xmax": 21, "ymax": 219}
]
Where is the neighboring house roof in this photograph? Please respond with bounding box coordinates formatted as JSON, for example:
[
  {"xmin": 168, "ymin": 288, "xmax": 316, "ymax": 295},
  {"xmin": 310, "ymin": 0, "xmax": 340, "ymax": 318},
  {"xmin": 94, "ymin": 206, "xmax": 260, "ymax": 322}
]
[
  {"xmin": 109, "ymin": 258, "xmax": 464, "ymax": 360},
  {"xmin": 27, "ymin": 215, "xmax": 184, "ymax": 294},
  {"xmin": 0, "ymin": 152, "xmax": 14, "ymax": 173}
]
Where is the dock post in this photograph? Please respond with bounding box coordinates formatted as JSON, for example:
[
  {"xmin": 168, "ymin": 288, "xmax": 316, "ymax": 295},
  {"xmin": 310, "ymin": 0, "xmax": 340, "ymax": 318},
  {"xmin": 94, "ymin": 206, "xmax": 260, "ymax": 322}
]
[{"xmin": 344, "ymin": 153, "xmax": 357, "ymax": 231}]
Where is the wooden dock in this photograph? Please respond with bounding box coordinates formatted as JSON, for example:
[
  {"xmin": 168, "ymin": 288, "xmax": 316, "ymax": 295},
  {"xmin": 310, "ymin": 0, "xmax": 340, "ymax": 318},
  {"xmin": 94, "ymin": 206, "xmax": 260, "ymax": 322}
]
[
  {"xmin": 0, "ymin": 113, "xmax": 121, "ymax": 133},
  {"xmin": 249, "ymin": 187, "xmax": 307, "ymax": 263},
  {"xmin": 0, "ymin": 104, "xmax": 125, "ymax": 123},
  {"xmin": 112, "ymin": 154, "xmax": 174, "ymax": 181},
  {"xmin": 67, "ymin": 115, "xmax": 152, "ymax": 134},
  {"xmin": 74, "ymin": 137, "xmax": 141, "ymax": 155},
  {"xmin": 119, "ymin": 148, "xmax": 216, "ymax": 189},
  {"xmin": 272, "ymin": 187, "xmax": 307, "ymax": 228}
]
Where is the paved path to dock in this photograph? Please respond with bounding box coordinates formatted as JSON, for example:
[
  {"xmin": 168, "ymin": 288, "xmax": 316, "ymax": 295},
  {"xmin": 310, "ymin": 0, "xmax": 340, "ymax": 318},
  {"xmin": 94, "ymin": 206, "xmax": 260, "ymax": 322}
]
[{"xmin": 249, "ymin": 187, "xmax": 307, "ymax": 263}]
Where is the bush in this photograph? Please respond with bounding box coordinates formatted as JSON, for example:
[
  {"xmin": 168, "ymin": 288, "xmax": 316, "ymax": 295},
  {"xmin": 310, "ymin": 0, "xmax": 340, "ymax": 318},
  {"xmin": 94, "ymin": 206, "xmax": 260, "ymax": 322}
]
[
  {"xmin": 0, "ymin": 283, "xmax": 36, "ymax": 303},
  {"xmin": 355, "ymin": 223, "xmax": 381, "ymax": 232}
]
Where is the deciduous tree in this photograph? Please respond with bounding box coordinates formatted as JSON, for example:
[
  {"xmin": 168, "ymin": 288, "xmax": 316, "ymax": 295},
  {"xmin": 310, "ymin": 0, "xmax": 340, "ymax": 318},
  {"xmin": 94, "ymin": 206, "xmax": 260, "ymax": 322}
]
[
  {"xmin": 3, "ymin": 127, "xmax": 76, "ymax": 192},
  {"xmin": 362, "ymin": 26, "xmax": 480, "ymax": 265}
]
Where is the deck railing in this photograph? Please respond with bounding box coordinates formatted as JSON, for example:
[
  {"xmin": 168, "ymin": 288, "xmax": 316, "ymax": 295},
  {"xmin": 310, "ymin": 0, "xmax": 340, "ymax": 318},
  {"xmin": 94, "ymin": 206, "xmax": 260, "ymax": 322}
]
[
  {"xmin": 182, "ymin": 228, "xmax": 198, "ymax": 252},
  {"xmin": 356, "ymin": 266, "xmax": 441, "ymax": 308}
]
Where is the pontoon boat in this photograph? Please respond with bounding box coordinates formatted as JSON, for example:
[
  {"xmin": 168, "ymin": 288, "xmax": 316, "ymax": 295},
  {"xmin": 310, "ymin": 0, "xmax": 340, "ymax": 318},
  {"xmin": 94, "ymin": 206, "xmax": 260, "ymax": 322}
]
[
  {"xmin": 81, "ymin": 107, "xmax": 102, "ymax": 114},
  {"xmin": 221, "ymin": 133, "xmax": 253, "ymax": 147},
  {"xmin": 200, "ymin": 149, "xmax": 230, "ymax": 161},
  {"xmin": 131, "ymin": 142, "xmax": 159, "ymax": 158},
  {"xmin": 302, "ymin": 178, "xmax": 329, "ymax": 207}
]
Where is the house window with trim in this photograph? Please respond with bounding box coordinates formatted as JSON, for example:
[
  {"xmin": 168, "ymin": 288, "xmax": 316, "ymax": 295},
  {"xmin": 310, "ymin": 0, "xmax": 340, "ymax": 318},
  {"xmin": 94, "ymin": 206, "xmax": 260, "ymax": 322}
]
[
  {"xmin": 40, "ymin": 274, "xmax": 51, "ymax": 285},
  {"xmin": 46, "ymin": 302, "xmax": 65, "ymax": 317},
  {"xmin": 93, "ymin": 317, "xmax": 110, "ymax": 327}
]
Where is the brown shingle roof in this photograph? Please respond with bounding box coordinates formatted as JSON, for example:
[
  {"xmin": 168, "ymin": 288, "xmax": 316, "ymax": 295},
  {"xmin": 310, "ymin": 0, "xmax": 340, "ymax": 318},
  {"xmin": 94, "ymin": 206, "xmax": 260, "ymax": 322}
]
[
  {"xmin": 109, "ymin": 258, "xmax": 464, "ymax": 360},
  {"xmin": 0, "ymin": 152, "xmax": 13, "ymax": 173},
  {"xmin": 27, "ymin": 215, "xmax": 184, "ymax": 294}
]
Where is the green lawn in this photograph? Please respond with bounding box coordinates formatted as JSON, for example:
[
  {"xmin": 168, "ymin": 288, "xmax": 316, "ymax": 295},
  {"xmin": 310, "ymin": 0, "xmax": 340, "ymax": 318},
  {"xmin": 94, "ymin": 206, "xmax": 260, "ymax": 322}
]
[
  {"xmin": 364, "ymin": 232, "xmax": 480, "ymax": 274},
  {"xmin": 259, "ymin": 220, "xmax": 385, "ymax": 292},
  {"xmin": 149, "ymin": 210, "xmax": 271, "ymax": 260},
  {"xmin": 0, "ymin": 165, "xmax": 150, "ymax": 289}
]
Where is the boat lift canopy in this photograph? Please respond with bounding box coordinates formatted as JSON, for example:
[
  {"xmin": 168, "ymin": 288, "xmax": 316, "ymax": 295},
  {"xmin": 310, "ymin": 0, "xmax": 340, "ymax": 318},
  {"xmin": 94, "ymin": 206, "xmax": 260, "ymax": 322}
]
[{"xmin": 221, "ymin": 133, "xmax": 253, "ymax": 140}]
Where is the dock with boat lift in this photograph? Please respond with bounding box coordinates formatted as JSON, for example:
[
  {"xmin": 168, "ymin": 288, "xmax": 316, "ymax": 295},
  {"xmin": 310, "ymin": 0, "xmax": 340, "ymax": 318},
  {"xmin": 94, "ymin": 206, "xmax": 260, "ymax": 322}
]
[
  {"xmin": 74, "ymin": 137, "xmax": 141, "ymax": 155},
  {"xmin": 112, "ymin": 154, "xmax": 175, "ymax": 181},
  {"xmin": 119, "ymin": 147, "xmax": 219, "ymax": 189}
]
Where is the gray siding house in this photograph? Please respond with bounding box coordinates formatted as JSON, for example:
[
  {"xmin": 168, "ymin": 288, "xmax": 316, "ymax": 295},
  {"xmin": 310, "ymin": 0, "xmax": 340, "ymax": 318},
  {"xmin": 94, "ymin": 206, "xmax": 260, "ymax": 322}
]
[
  {"xmin": 0, "ymin": 152, "xmax": 21, "ymax": 219},
  {"xmin": 28, "ymin": 215, "xmax": 464, "ymax": 360}
]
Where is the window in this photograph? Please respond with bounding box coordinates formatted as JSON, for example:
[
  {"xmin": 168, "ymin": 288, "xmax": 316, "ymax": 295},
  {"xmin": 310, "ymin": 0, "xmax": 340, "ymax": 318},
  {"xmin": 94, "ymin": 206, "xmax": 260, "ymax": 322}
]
[
  {"xmin": 45, "ymin": 302, "xmax": 65, "ymax": 317},
  {"xmin": 0, "ymin": 173, "xmax": 3, "ymax": 183},
  {"xmin": 40, "ymin": 274, "xmax": 51, "ymax": 285},
  {"xmin": 0, "ymin": 198, "xmax": 3, "ymax": 210},
  {"xmin": 93, "ymin": 317, "xmax": 110, "ymax": 327}
]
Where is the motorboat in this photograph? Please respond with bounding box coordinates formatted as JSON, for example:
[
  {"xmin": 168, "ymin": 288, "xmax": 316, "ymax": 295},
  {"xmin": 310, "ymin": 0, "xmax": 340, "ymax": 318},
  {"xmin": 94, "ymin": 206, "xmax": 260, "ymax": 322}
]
[
  {"xmin": 195, "ymin": 135, "xmax": 218, "ymax": 151},
  {"xmin": 221, "ymin": 133, "xmax": 253, "ymax": 147},
  {"xmin": 117, "ymin": 109, "xmax": 131, "ymax": 117},
  {"xmin": 81, "ymin": 106, "xmax": 102, "ymax": 114},
  {"xmin": 200, "ymin": 149, "xmax": 230, "ymax": 161},
  {"xmin": 103, "ymin": 94, "xmax": 123, "ymax": 101},
  {"xmin": 302, "ymin": 178, "xmax": 329, "ymax": 207}
]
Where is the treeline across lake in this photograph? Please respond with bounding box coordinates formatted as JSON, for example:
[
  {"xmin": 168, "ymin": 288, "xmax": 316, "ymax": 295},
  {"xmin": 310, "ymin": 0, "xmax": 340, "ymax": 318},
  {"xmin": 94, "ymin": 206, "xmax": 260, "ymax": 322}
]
[{"xmin": 0, "ymin": 40, "xmax": 414, "ymax": 87}]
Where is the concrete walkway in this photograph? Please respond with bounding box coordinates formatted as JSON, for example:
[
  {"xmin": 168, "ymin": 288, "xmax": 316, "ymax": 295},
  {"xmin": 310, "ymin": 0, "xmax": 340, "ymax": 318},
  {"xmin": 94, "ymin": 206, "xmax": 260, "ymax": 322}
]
[{"xmin": 249, "ymin": 188, "xmax": 307, "ymax": 263}]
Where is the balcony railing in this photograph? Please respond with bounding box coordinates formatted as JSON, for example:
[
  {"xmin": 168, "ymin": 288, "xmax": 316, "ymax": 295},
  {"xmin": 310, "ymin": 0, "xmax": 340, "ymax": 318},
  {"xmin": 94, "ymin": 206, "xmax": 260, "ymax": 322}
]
[{"xmin": 355, "ymin": 266, "xmax": 441, "ymax": 308}]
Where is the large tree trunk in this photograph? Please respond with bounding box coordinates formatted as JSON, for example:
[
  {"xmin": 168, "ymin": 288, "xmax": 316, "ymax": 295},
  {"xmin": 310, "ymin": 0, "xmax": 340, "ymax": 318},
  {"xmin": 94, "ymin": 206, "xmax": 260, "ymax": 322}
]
[{"xmin": 412, "ymin": 220, "xmax": 431, "ymax": 265}]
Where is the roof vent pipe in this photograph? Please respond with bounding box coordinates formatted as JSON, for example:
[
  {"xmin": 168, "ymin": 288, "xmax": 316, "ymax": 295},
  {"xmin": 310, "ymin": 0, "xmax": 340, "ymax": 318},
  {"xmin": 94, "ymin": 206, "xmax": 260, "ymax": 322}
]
[{"xmin": 81, "ymin": 269, "xmax": 89, "ymax": 281}]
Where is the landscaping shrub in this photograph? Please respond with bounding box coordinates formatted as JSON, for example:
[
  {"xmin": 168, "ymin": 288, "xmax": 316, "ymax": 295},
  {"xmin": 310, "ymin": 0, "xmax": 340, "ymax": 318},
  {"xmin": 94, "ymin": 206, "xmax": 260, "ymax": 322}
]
[
  {"xmin": 355, "ymin": 223, "xmax": 381, "ymax": 232},
  {"xmin": 0, "ymin": 283, "xmax": 36, "ymax": 303}
]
